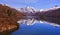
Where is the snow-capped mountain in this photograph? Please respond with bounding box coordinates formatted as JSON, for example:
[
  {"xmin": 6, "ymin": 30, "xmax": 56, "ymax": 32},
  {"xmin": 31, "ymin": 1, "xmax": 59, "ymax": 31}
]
[
  {"xmin": 18, "ymin": 6, "xmax": 60, "ymax": 13},
  {"xmin": 18, "ymin": 6, "xmax": 38, "ymax": 13}
]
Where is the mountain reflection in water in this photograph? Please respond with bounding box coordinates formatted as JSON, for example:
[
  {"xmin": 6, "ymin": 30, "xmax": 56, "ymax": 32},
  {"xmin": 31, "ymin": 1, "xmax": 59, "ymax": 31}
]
[{"xmin": 11, "ymin": 23, "xmax": 60, "ymax": 35}]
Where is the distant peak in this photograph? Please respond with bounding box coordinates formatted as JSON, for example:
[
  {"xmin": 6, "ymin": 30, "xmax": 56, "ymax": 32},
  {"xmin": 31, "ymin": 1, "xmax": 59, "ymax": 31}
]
[
  {"xmin": 39, "ymin": 6, "xmax": 60, "ymax": 12},
  {"xmin": 19, "ymin": 6, "xmax": 37, "ymax": 13}
]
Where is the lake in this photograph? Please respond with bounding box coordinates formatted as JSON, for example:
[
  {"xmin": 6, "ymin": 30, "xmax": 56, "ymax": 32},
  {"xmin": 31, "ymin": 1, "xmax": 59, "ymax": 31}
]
[{"xmin": 11, "ymin": 23, "xmax": 60, "ymax": 35}]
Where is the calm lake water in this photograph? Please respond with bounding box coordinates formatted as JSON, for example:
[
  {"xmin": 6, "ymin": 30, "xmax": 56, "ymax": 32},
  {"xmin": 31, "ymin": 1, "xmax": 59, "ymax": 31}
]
[{"xmin": 11, "ymin": 23, "xmax": 60, "ymax": 35}]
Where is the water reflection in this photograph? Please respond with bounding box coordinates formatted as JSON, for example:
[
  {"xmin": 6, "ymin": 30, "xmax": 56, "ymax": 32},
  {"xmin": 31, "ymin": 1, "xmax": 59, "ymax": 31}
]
[{"xmin": 11, "ymin": 23, "xmax": 60, "ymax": 35}]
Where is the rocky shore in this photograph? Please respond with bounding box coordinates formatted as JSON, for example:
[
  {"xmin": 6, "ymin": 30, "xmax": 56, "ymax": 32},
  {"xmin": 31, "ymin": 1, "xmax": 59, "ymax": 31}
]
[
  {"xmin": 0, "ymin": 18, "xmax": 19, "ymax": 35},
  {"xmin": 0, "ymin": 4, "xmax": 25, "ymax": 35}
]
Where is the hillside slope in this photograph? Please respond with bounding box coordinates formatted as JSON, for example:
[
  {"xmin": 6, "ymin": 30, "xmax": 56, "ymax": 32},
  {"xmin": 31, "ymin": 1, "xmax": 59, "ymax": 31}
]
[{"xmin": 0, "ymin": 4, "xmax": 24, "ymax": 35}]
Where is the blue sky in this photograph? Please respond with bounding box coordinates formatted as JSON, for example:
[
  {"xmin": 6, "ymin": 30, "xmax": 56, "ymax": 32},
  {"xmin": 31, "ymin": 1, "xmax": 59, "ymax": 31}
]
[{"xmin": 0, "ymin": 0, "xmax": 60, "ymax": 9}]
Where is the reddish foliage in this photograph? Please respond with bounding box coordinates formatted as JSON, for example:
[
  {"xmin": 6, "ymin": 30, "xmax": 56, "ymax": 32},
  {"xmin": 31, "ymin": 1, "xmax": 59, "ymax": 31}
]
[{"xmin": 0, "ymin": 4, "xmax": 24, "ymax": 35}]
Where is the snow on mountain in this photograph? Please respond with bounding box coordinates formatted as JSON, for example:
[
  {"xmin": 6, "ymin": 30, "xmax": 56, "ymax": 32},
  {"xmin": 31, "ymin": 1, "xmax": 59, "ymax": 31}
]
[
  {"xmin": 18, "ymin": 6, "xmax": 38, "ymax": 13},
  {"xmin": 39, "ymin": 6, "xmax": 60, "ymax": 12},
  {"xmin": 18, "ymin": 6, "xmax": 60, "ymax": 13}
]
